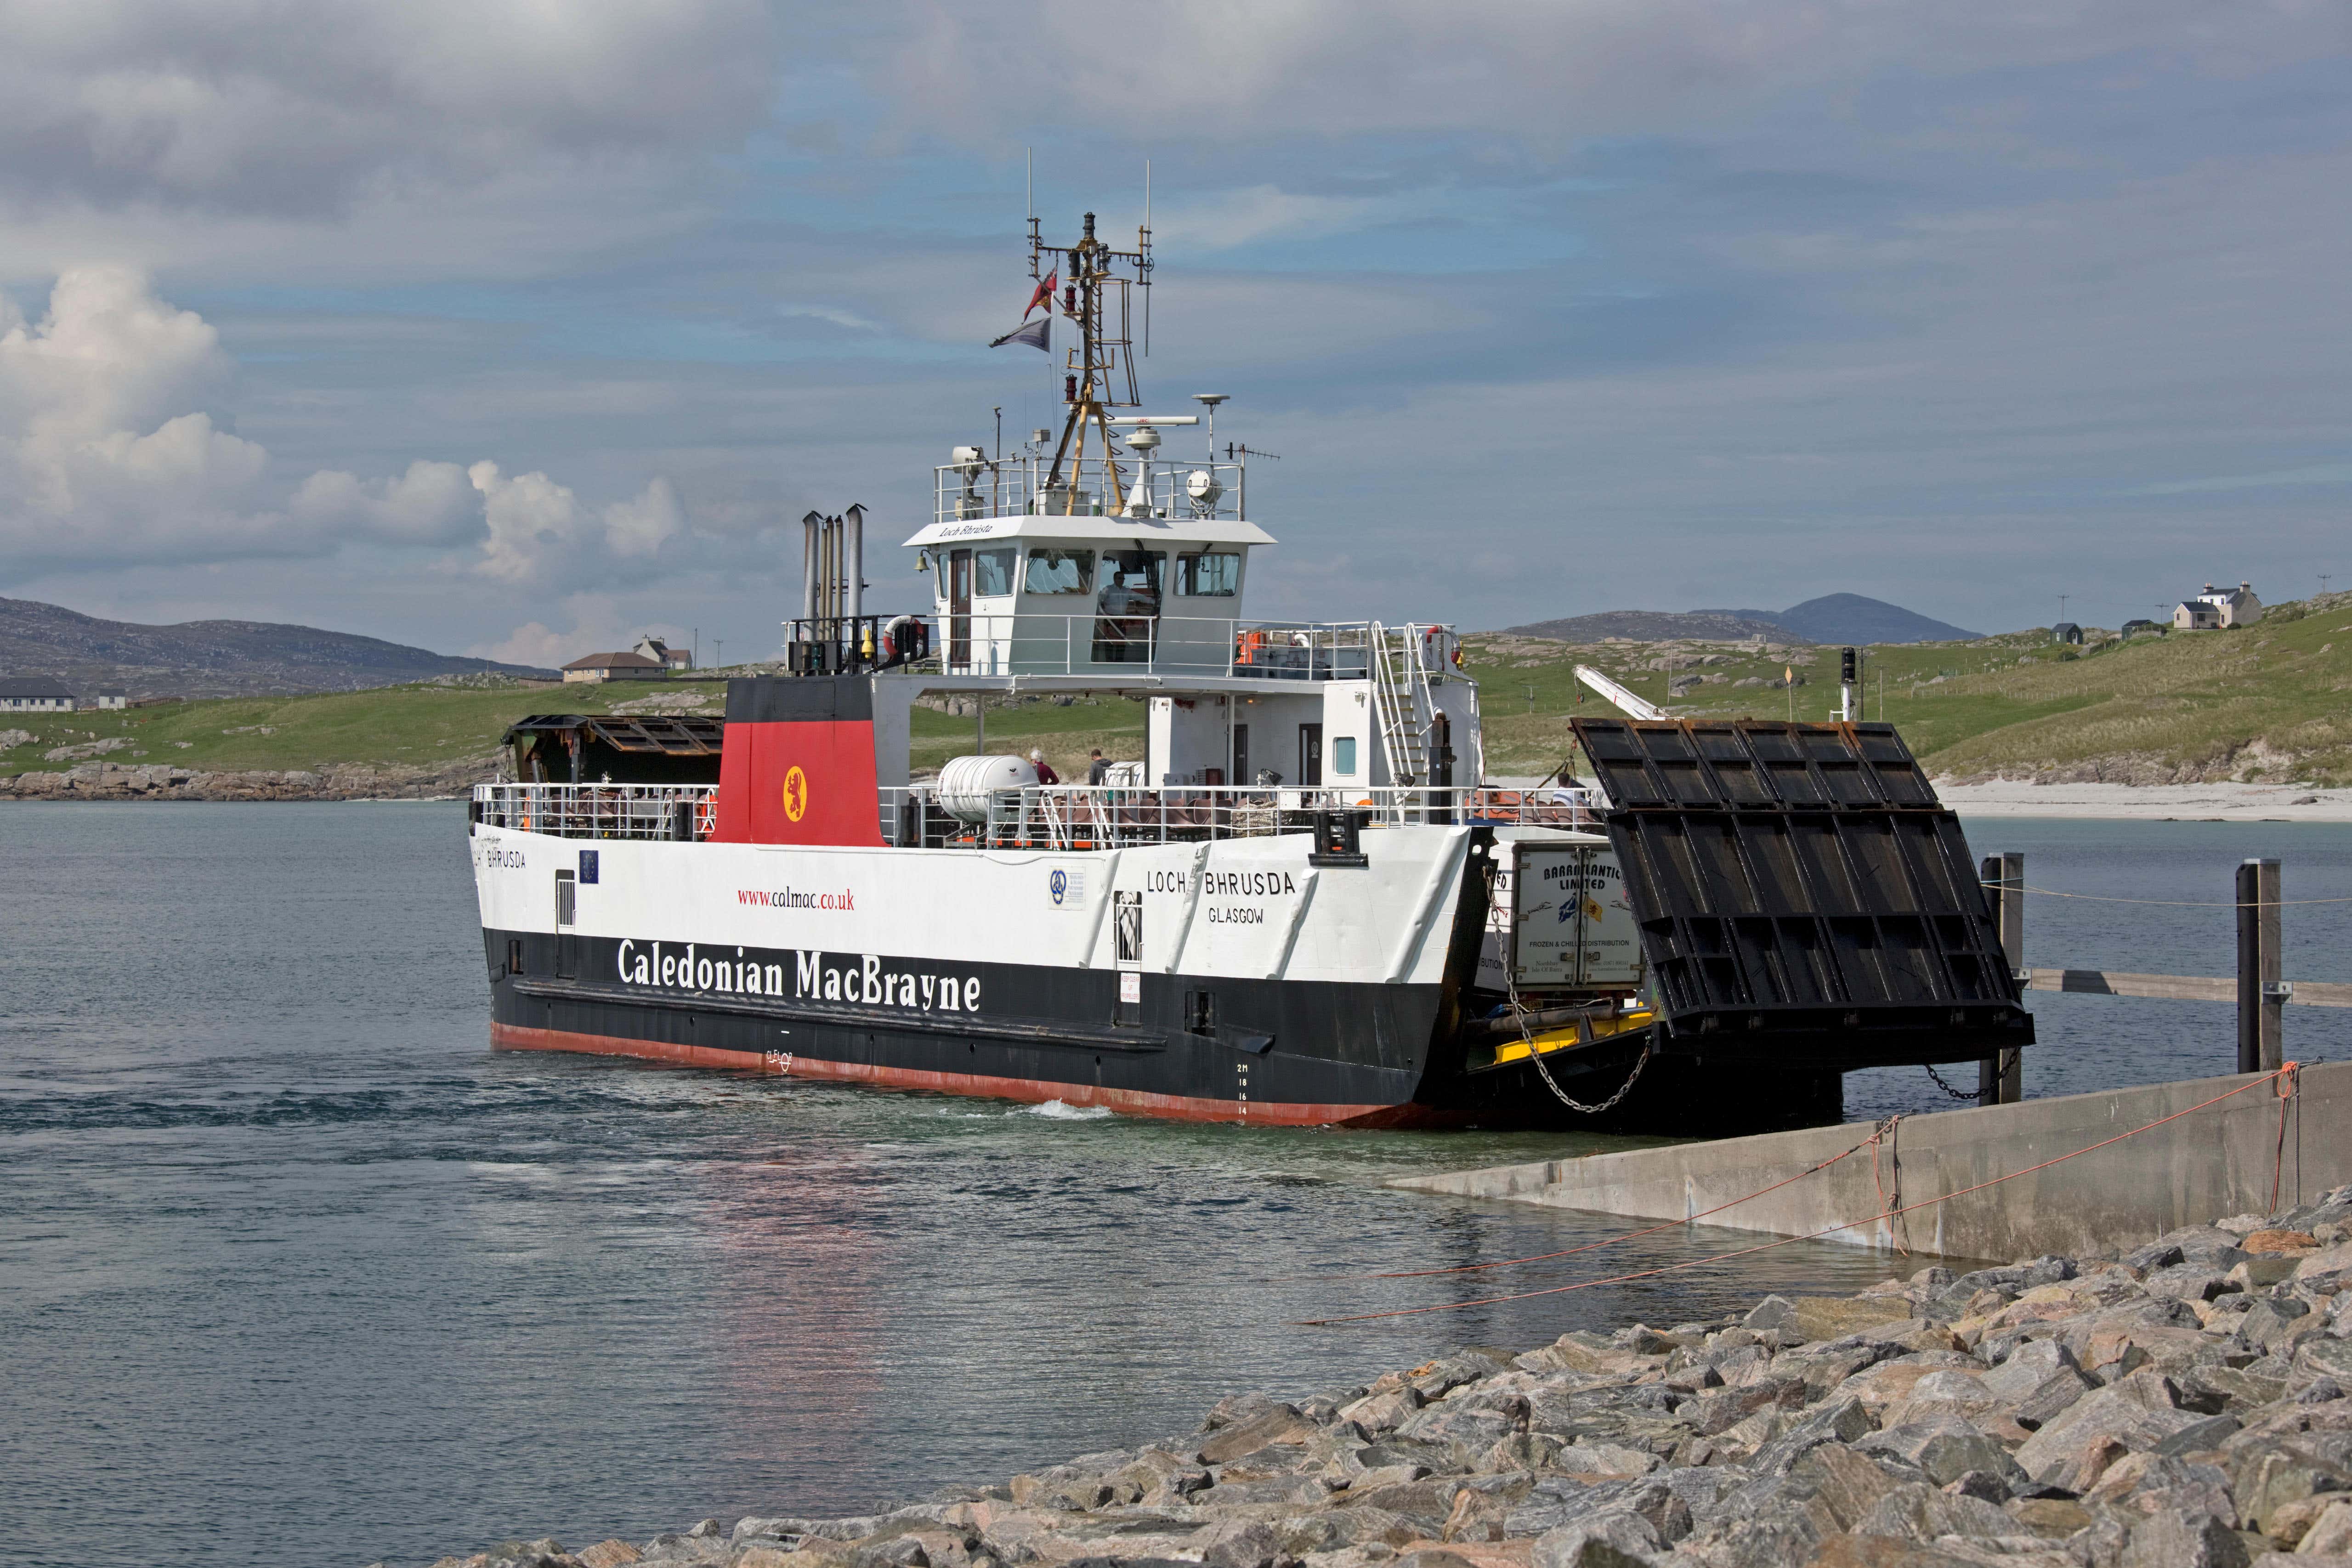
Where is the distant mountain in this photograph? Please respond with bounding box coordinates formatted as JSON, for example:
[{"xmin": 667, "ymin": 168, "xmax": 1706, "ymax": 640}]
[
  {"xmin": 1717, "ymin": 594, "xmax": 1981, "ymax": 646},
  {"xmin": 1499, "ymin": 609, "xmax": 1803, "ymax": 644},
  {"xmin": 0, "ymin": 597, "xmax": 555, "ymax": 699},
  {"xmin": 1501, "ymin": 593, "xmax": 1978, "ymax": 646}
]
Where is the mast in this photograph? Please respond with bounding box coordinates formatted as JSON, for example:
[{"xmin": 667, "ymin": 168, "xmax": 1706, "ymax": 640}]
[{"xmin": 1036, "ymin": 209, "xmax": 1152, "ymax": 511}]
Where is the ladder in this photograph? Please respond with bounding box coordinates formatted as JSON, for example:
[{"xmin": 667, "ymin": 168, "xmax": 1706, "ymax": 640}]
[{"xmin": 1369, "ymin": 623, "xmax": 1440, "ymax": 809}]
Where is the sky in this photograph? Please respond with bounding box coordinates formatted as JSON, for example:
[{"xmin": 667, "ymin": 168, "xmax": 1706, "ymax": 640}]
[{"xmin": 0, "ymin": 0, "xmax": 2347, "ymax": 665}]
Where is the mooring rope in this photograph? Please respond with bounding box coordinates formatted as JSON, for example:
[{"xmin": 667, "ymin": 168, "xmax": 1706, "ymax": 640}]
[
  {"xmin": 1984, "ymin": 882, "xmax": 2352, "ymax": 908},
  {"xmin": 1297, "ymin": 1063, "xmax": 2299, "ymax": 1326}
]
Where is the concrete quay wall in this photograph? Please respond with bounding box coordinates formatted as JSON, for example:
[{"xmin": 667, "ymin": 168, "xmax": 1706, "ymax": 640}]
[{"xmin": 1391, "ymin": 1060, "xmax": 2351, "ymax": 1261}]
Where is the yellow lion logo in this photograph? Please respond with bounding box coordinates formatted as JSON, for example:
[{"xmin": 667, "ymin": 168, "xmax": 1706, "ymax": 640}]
[{"xmin": 781, "ymin": 765, "xmax": 809, "ymax": 823}]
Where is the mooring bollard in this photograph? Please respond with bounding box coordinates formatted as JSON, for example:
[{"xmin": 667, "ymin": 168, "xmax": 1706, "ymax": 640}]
[
  {"xmin": 2238, "ymin": 857, "xmax": 2284, "ymax": 1074},
  {"xmin": 1978, "ymin": 852, "xmax": 2025, "ymax": 1104}
]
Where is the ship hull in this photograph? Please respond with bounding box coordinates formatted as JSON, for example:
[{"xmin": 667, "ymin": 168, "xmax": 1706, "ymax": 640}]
[{"xmin": 469, "ymin": 820, "xmax": 1507, "ymax": 1128}]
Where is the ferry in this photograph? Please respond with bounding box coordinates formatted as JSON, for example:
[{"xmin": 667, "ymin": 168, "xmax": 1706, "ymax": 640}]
[{"xmin": 465, "ymin": 210, "xmax": 2031, "ymax": 1132}]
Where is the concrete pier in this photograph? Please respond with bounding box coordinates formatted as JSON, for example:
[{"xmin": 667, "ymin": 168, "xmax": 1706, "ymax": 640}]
[{"xmin": 1390, "ymin": 1060, "xmax": 2349, "ymax": 1261}]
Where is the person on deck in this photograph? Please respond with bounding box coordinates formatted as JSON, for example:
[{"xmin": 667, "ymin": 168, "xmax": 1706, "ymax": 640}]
[
  {"xmin": 1087, "ymin": 748, "xmax": 1108, "ymax": 785},
  {"xmin": 1030, "ymin": 748, "xmax": 1060, "ymax": 785}
]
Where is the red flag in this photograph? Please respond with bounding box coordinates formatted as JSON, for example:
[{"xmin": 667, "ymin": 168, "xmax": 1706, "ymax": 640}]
[{"xmin": 1025, "ymin": 271, "xmax": 1057, "ymax": 320}]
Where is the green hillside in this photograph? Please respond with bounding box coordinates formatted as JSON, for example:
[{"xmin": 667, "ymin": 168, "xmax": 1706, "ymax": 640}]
[
  {"xmin": 9, "ymin": 596, "xmax": 2347, "ymax": 789},
  {"xmin": 1465, "ymin": 592, "xmax": 2352, "ymax": 784}
]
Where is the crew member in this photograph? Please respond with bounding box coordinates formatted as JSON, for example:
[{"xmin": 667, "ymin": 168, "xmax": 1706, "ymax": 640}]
[{"xmin": 1029, "ymin": 747, "xmax": 1060, "ymax": 785}]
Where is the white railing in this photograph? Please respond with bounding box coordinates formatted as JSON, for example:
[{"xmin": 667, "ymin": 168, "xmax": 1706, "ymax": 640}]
[
  {"xmin": 474, "ymin": 783, "xmax": 716, "ymax": 840},
  {"xmin": 882, "ymin": 784, "xmax": 1602, "ymax": 850},
  {"xmin": 936, "ymin": 457, "xmax": 1246, "ymax": 526},
  {"xmin": 928, "ymin": 614, "xmax": 1453, "ymax": 681},
  {"xmin": 473, "ymin": 780, "xmax": 1602, "ymax": 848}
]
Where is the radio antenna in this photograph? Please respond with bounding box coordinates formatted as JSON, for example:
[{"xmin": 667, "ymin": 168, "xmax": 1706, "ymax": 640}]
[{"xmin": 1140, "ymin": 160, "xmax": 1152, "ymax": 356}]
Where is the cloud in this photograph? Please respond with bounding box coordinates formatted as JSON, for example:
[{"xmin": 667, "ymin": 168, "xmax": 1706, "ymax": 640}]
[
  {"xmin": 290, "ymin": 459, "xmax": 481, "ymax": 544},
  {"xmin": 0, "ymin": 264, "xmax": 279, "ymax": 566},
  {"xmin": 470, "ymin": 462, "xmax": 689, "ymax": 583},
  {"xmin": 0, "ymin": 267, "xmax": 695, "ymax": 585},
  {"xmin": 0, "ymin": 0, "xmax": 780, "ymax": 217},
  {"xmin": 470, "ymin": 595, "xmax": 693, "ymax": 667},
  {"xmin": 879, "ymin": 0, "xmax": 2344, "ymax": 144}
]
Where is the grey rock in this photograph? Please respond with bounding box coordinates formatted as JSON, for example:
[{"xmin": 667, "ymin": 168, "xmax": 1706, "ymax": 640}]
[
  {"xmin": 1856, "ymin": 1418, "xmax": 2028, "ymax": 1490},
  {"xmin": 1531, "ymin": 1512, "xmax": 1662, "ymax": 1568},
  {"xmin": 1981, "ymin": 1340, "xmax": 2085, "ymax": 1400},
  {"xmin": 2117, "ymin": 1506, "xmax": 2250, "ymax": 1568},
  {"xmin": 1853, "ymin": 1481, "xmax": 2016, "ymax": 1544},
  {"xmin": 1750, "ymin": 1397, "xmax": 1875, "ymax": 1476}
]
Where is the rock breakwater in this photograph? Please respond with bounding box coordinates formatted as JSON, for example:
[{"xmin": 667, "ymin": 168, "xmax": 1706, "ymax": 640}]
[
  {"xmin": 0, "ymin": 754, "xmax": 498, "ymax": 801},
  {"xmin": 403, "ymin": 1188, "xmax": 2352, "ymax": 1568}
]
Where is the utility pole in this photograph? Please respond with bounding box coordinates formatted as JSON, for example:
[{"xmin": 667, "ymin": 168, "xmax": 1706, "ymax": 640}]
[
  {"xmin": 2057, "ymin": 594, "xmax": 2069, "ymax": 624},
  {"xmin": 714, "ymin": 639, "xmax": 724, "ymax": 669},
  {"xmin": 2322, "ymin": 573, "xmax": 2334, "ymax": 598}
]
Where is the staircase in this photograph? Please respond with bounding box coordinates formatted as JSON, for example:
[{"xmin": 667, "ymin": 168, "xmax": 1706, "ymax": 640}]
[{"xmin": 1368, "ymin": 623, "xmax": 1440, "ymax": 808}]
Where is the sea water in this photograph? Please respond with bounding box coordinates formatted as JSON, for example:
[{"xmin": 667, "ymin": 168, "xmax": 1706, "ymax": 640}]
[{"xmin": 3, "ymin": 803, "xmax": 2347, "ymax": 1568}]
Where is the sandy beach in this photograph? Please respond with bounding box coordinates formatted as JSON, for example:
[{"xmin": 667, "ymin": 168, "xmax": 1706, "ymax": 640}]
[{"xmin": 1933, "ymin": 780, "xmax": 2352, "ymax": 821}]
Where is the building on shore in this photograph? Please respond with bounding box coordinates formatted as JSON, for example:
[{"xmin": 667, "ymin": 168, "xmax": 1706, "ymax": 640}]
[
  {"xmin": 2176, "ymin": 581, "xmax": 2262, "ymax": 630},
  {"xmin": 633, "ymin": 635, "xmax": 693, "ymax": 671},
  {"xmin": 561, "ymin": 651, "xmax": 667, "ymax": 684},
  {"xmin": 0, "ymin": 679, "xmax": 78, "ymax": 713},
  {"xmin": 2051, "ymin": 622, "xmax": 2083, "ymax": 645},
  {"xmin": 93, "ymin": 688, "xmax": 128, "ymax": 710}
]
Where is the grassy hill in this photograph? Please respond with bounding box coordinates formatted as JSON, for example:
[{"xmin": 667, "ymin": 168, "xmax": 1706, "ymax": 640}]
[
  {"xmin": 11, "ymin": 596, "xmax": 2350, "ymax": 790},
  {"xmin": 1465, "ymin": 591, "xmax": 2352, "ymax": 784}
]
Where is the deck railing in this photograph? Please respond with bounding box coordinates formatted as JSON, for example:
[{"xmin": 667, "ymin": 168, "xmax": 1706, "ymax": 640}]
[
  {"xmin": 935, "ymin": 456, "xmax": 1247, "ymax": 526},
  {"xmin": 472, "ymin": 781, "xmax": 1600, "ymax": 847},
  {"xmin": 472, "ymin": 783, "xmax": 716, "ymax": 840},
  {"xmin": 890, "ymin": 783, "xmax": 1601, "ymax": 850},
  {"xmin": 927, "ymin": 614, "xmax": 1449, "ymax": 680}
]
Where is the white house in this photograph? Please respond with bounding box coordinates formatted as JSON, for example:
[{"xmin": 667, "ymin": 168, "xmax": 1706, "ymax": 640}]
[
  {"xmin": 2176, "ymin": 582, "xmax": 2262, "ymax": 631},
  {"xmin": 0, "ymin": 679, "xmax": 78, "ymax": 712},
  {"xmin": 633, "ymin": 635, "xmax": 693, "ymax": 671},
  {"xmin": 94, "ymin": 688, "xmax": 128, "ymax": 710}
]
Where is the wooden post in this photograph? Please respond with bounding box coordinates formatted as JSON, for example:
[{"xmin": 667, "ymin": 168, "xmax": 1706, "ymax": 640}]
[
  {"xmin": 2237, "ymin": 859, "xmax": 2283, "ymax": 1073},
  {"xmin": 1979, "ymin": 852, "xmax": 2025, "ymax": 1104},
  {"xmin": 2259, "ymin": 858, "xmax": 2284, "ymax": 1071}
]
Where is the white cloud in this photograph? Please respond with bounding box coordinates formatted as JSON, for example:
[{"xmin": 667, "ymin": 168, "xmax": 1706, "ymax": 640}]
[
  {"xmin": 0, "ymin": 0, "xmax": 780, "ymax": 216},
  {"xmin": 0, "ymin": 267, "xmax": 694, "ymax": 583},
  {"xmin": 470, "ymin": 595, "xmax": 693, "ymax": 667},
  {"xmin": 0, "ymin": 264, "xmax": 278, "ymax": 566},
  {"xmin": 290, "ymin": 459, "xmax": 481, "ymax": 545},
  {"xmin": 604, "ymin": 475, "xmax": 684, "ymax": 558},
  {"xmin": 469, "ymin": 462, "xmax": 686, "ymax": 583}
]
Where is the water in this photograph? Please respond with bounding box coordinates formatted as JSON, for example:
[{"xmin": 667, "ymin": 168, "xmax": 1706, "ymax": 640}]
[{"xmin": 4, "ymin": 804, "xmax": 2348, "ymax": 1568}]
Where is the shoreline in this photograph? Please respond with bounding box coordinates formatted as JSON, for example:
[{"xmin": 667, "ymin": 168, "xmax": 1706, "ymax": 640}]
[
  {"xmin": 402, "ymin": 1187, "xmax": 2352, "ymax": 1568},
  {"xmin": 11, "ymin": 773, "xmax": 2352, "ymax": 820},
  {"xmin": 1933, "ymin": 780, "xmax": 2352, "ymax": 822}
]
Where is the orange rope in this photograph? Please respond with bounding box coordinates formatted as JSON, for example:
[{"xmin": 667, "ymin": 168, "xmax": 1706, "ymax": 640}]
[
  {"xmin": 2273, "ymin": 1063, "xmax": 2300, "ymax": 1212},
  {"xmin": 1299, "ymin": 1065, "xmax": 2296, "ymax": 1326},
  {"xmin": 1355, "ymin": 1126, "xmax": 1892, "ymax": 1282}
]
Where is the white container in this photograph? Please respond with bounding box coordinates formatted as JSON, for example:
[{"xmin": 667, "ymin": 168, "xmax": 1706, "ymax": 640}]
[{"xmin": 934, "ymin": 754, "xmax": 1041, "ymax": 822}]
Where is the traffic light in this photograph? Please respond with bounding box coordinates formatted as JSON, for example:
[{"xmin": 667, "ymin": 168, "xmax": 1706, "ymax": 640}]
[{"xmin": 1840, "ymin": 647, "xmax": 1858, "ymax": 684}]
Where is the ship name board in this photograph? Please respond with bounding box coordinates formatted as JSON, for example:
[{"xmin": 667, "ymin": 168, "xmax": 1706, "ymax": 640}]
[
  {"xmin": 1145, "ymin": 869, "xmax": 1298, "ymax": 896},
  {"xmin": 615, "ymin": 939, "xmax": 982, "ymax": 1013}
]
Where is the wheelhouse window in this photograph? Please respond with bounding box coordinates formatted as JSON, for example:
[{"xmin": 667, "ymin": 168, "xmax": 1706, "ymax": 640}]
[
  {"xmin": 1024, "ymin": 548, "xmax": 1094, "ymax": 594},
  {"xmin": 1093, "ymin": 549, "xmax": 1163, "ymax": 663},
  {"xmin": 972, "ymin": 547, "xmax": 1018, "ymax": 598},
  {"xmin": 1332, "ymin": 736, "xmax": 1358, "ymax": 777},
  {"xmin": 1175, "ymin": 551, "xmax": 1241, "ymax": 597}
]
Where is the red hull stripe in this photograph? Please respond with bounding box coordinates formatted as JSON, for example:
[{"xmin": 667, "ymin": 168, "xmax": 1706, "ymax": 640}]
[{"xmin": 490, "ymin": 1021, "xmax": 1434, "ymax": 1128}]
